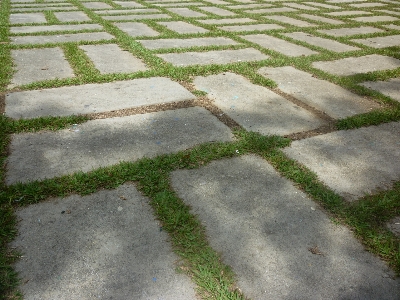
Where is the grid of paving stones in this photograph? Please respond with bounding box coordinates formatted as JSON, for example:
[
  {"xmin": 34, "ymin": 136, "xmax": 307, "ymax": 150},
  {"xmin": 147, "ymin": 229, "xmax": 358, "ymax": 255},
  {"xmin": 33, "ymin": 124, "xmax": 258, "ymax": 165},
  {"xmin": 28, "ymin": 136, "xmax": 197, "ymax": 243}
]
[{"xmin": 3, "ymin": 0, "xmax": 400, "ymax": 298}]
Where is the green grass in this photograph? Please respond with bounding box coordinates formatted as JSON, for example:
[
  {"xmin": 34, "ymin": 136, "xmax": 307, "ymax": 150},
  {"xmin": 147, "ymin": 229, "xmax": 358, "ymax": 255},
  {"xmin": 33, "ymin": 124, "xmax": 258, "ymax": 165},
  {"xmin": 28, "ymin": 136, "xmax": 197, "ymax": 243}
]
[{"xmin": 1, "ymin": 0, "xmax": 400, "ymax": 298}]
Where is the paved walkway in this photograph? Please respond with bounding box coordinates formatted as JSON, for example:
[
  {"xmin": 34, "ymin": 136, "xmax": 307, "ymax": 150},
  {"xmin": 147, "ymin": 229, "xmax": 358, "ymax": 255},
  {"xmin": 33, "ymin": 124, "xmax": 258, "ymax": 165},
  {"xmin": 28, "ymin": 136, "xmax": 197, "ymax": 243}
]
[{"xmin": 4, "ymin": 0, "xmax": 400, "ymax": 298}]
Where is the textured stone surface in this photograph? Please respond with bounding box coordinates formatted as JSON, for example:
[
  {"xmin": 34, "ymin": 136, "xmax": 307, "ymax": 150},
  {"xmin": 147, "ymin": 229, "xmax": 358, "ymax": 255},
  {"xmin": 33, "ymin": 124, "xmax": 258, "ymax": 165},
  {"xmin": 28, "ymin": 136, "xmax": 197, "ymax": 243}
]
[
  {"xmin": 54, "ymin": 11, "xmax": 91, "ymax": 22},
  {"xmin": 6, "ymin": 77, "xmax": 196, "ymax": 119},
  {"xmin": 171, "ymin": 155, "xmax": 400, "ymax": 299},
  {"xmin": 265, "ymin": 15, "xmax": 317, "ymax": 27},
  {"xmin": 199, "ymin": 6, "xmax": 236, "ymax": 16},
  {"xmin": 193, "ymin": 72, "xmax": 325, "ymax": 135},
  {"xmin": 351, "ymin": 34, "xmax": 400, "ymax": 48},
  {"xmin": 157, "ymin": 21, "xmax": 209, "ymax": 33},
  {"xmin": 326, "ymin": 10, "xmax": 372, "ymax": 16},
  {"xmin": 82, "ymin": 1, "xmax": 112, "ymax": 9},
  {"xmin": 138, "ymin": 37, "xmax": 239, "ymax": 49},
  {"xmin": 11, "ymin": 184, "xmax": 197, "ymax": 299},
  {"xmin": 11, "ymin": 32, "xmax": 114, "ymax": 45},
  {"xmin": 114, "ymin": 1, "xmax": 144, "ymax": 7},
  {"xmin": 245, "ymin": 7, "xmax": 296, "ymax": 13},
  {"xmin": 102, "ymin": 14, "xmax": 171, "ymax": 20},
  {"xmin": 284, "ymin": 122, "xmax": 400, "ymax": 201},
  {"xmin": 114, "ymin": 22, "xmax": 159, "ymax": 37},
  {"xmin": 361, "ymin": 78, "xmax": 400, "ymax": 102},
  {"xmin": 299, "ymin": 14, "xmax": 344, "ymax": 24},
  {"xmin": 258, "ymin": 66, "xmax": 380, "ymax": 118},
  {"xmin": 167, "ymin": 7, "xmax": 206, "ymax": 17},
  {"xmin": 318, "ymin": 26, "xmax": 384, "ymax": 37},
  {"xmin": 94, "ymin": 8, "xmax": 160, "ymax": 14},
  {"xmin": 219, "ymin": 23, "xmax": 284, "ymax": 32},
  {"xmin": 352, "ymin": 15, "xmax": 399, "ymax": 22},
  {"xmin": 10, "ymin": 12, "xmax": 46, "ymax": 24},
  {"xmin": 198, "ymin": 18, "xmax": 255, "ymax": 24},
  {"xmin": 6, "ymin": 107, "xmax": 233, "ymax": 184},
  {"xmin": 282, "ymin": 2, "xmax": 319, "ymax": 10},
  {"xmin": 312, "ymin": 55, "xmax": 400, "ymax": 76},
  {"xmin": 241, "ymin": 34, "xmax": 318, "ymax": 57},
  {"xmin": 10, "ymin": 24, "xmax": 102, "ymax": 34},
  {"xmin": 387, "ymin": 217, "xmax": 400, "ymax": 238}
]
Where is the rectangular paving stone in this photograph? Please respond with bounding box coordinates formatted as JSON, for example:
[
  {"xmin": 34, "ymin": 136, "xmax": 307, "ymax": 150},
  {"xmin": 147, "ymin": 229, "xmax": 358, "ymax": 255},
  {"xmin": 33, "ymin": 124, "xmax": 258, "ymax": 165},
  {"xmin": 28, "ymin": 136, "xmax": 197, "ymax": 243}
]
[
  {"xmin": 241, "ymin": 34, "xmax": 318, "ymax": 57},
  {"xmin": 114, "ymin": 22, "xmax": 159, "ymax": 37},
  {"xmin": 10, "ymin": 47, "xmax": 74, "ymax": 86},
  {"xmin": 157, "ymin": 21, "xmax": 209, "ymax": 33},
  {"xmin": 303, "ymin": 2, "xmax": 342, "ymax": 9},
  {"xmin": 258, "ymin": 66, "xmax": 380, "ymax": 118},
  {"xmin": 54, "ymin": 11, "xmax": 91, "ymax": 22},
  {"xmin": 6, "ymin": 77, "xmax": 195, "ymax": 119},
  {"xmin": 170, "ymin": 155, "xmax": 400, "ymax": 298},
  {"xmin": 6, "ymin": 107, "xmax": 233, "ymax": 184},
  {"xmin": 10, "ymin": 24, "xmax": 102, "ymax": 34},
  {"xmin": 352, "ymin": 34, "xmax": 400, "ymax": 48},
  {"xmin": 11, "ymin": 32, "xmax": 114, "ymax": 45},
  {"xmin": 199, "ymin": 6, "xmax": 236, "ymax": 16},
  {"xmin": 94, "ymin": 8, "xmax": 160, "ymax": 14},
  {"xmin": 245, "ymin": 7, "xmax": 297, "ymax": 13},
  {"xmin": 318, "ymin": 26, "xmax": 384, "ymax": 37},
  {"xmin": 198, "ymin": 18, "xmax": 255, "ymax": 24},
  {"xmin": 114, "ymin": 0, "xmax": 144, "ymax": 7},
  {"xmin": 360, "ymin": 78, "xmax": 400, "ymax": 102},
  {"xmin": 79, "ymin": 44, "xmax": 148, "ymax": 74},
  {"xmin": 204, "ymin": 0, "xmax": 230, "ymax": 4},
  {"xmin": 153, "ymin": 2, "xmax": 204, "ymax": 7},
  {"xmin": 11, "ymin": 6, "xmax": 77, "ymax": 12},
  {"xmin": 226, "ymin": 4, "xmax": 274, "ymax": 9},
  {"xmin": 12, "ymin": 3, "xmax": 72, "ymax": 7},
  {"xmin": 10, "ymin": 184, "xmax": 197, "ymax": 299},
  {"xmin": 312, "ymin": 54, "xmax": 400, "ymax": 76},
  {"xmin": 10, "ymin": 12, "xmax": 46, "ymax": 24},
  {"xmin": 284, "ymin": 32, "xmax": 360, "ymax": 52},
  {"xmin": 139, "ymin": 37, "xmax": 239, "ymax": 49},
  {"xmin": 167, "ymin": 7, "xmax": 207, "ymax": 17},
  {"xmin": 82, "ymin": 1, "xmax": 113, "ymax": 9},
  {"xmin": 326, "ymin": 10, "xmax": 372, "ymax": 16},
  {"xmin": 350, "ymin": 2, "xmax": 387, "ymax": 7},
  {"xmin": 375, "ymin": 10, "xmax": 400, "ymax": 16},
  {"xmin": 284, "ymin": 122, "xmax": 400, "ymax": 201},
  {"xmin": 384, "ymin": 24, "xmax": 400, "ymax": 30},
  {"xmin": 219, "ymin": 23, "xmax": 284, "ymax": 32},
  {"xmin": 157, "ymin": 48, "xmax": 269, "ymax": 66},
  {"xmin": 102, "ymin": 13, "xmax": 171, "ymax": 20},
  {"xmin": 193, "ymin": 73, "xmax": 325, "ymax": 135},
  {"xmin": 282, "ymin": 2, "xmax": 319, "ymax": 10},
  {"xmin": 352, "ymin": 15, "xmax": 399, "ymax": 22},
  {"xmin": 299, "ymin": 14, "xmax": 344, "ymax": 25},
  {"xmin": 265, "ymin": 15, "xmax": 316, "ymax": 27}
]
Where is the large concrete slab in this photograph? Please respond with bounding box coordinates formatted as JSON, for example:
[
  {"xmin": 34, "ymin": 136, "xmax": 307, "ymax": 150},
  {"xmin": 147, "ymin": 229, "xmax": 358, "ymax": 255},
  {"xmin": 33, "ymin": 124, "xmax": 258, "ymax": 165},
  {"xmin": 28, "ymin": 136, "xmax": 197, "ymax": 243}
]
[
  {"xmin": 258, "ymin": 66, "xmax": 380, "ymax": 119},
  {"xmin": 264, "ymin": 15, "xmax": 317, "ymax": 27},
  {"xmin": 153, "ymin": 2, "xmax": 204, "ymax": 7},
  {"xmin": 54, "ymin": 11, "xmax": 91, "ymax": 22},
  {"xmin": 102, "ymin": 14, "xmax": 171, "ymax": 20},
  {"xmin": 284, "ymin": 122, "xmax": 400, "ymax": 200},
  {"xmin": 170, "ymin": 155, "xmax": 400, "ymax": 299},
  {"xmin": 157, "ymin": 21, "xmax": 209, "ymax": 34},
  {"xmin": 6, "ymin": 107, "xmax": 233, "ymax": 184},
  {"xmin": 10, "ymin": 12, "xmax": 46, "ymax": 24},
  {"xmin": 282, "ymin": 2, "xmax": 319, "ymax": 10},
  {"xmin": 94, "ymin": 8, "xmax": 160, "ymax": 14},
  {"xmin": 318, "ymin": 26, "xmax": 384, "ymax": 37},
  {"xmin": 138, "ymin": 37, "xmax": 239, "ymax": 50},
  {"xmin": 198, "ymin": 18, "xmax": 255, "ymax": 24},
  {"xmin": 10, "ymin": 47, "xmax": 74, "ymax": 86},
  {"xmin": 11, "ymin": 32, "xmax": 114, "ymax": 45},
  {"xmin": 157, "ymin": 48, "xmax": 269, "ymax": 66},
  {"xmin": 10, "ymin": 184, "xmax": 197, "ymax": 299},
  {"xmin": 304, "ymin": 2, "xmax": 341, "ymax": 9},
  {"xmin": 82, "ymin": 1, "xmax": 112, "ymax": 9},
  {"xmin": 193, "ymin": 72, "xmax": 325, "ymax": 135},
  {"xmin": 226, "ymin": 4, "xmax": 274, "ymax": 9},
  {"xmin": 351, "ymin": 2, "xmax": 387, "ymax": 7},
  {"xmin": 352, "ymin": 16, "xmax": 399, "ymax": 22},
  {"xmin": 326, "ymin": 10, "xmax": 372, "ymax": 16},
  {"xmin": 219, "ymin": 23, "xmax": 284, "ymax": 32},
  {"xmin": 360, "ymin": 78, "xmax": 400, "ymax": 102},
  {"xmin": 10, "ymin": 24, "xmax": 102, "ymax": 34},
  {"xmin": 167, "ymin": 7, "xmax": 206, "ymax": 17},
  {"xmin": 245, "ymin": 7, "xmax": 297, "ymax": 13},
  {"xmin": 351, "ymin": 34, "xmax": 400, "ymax": 48},
  {"xmin": 241, "ymin": 34, "xmax": 318, "ymax": 57},
  {"xmin": 6, "ymin": 77, "xmax": 196, "ymax": 119},
  {"xmin": 298, "ymin": 14, "xmax": 344, "ymax": 25},
  {"xmin": 79, "ymin": 44, "xmax": 148, "ymax": 74},
  {"xmin": 312, "ymin": 54, "xmax": 400, "ymax": 76},
  {"xmin": 114, "ymin": 1, "xmax": 144, "ymax": 7},
  {"xmin": 199, "ymin": 6, "xmax": 236, "ymax": 16},
  {"xmin": 284, "ymin": 32, "xmax": 360, "ymax": 52},
  {"xmin": 375, "ymin": 10, "xmax": 400, "ymax": 16},
  {"xmin": 114, "ymin": 22, "xmax": 159, "ymax": 37}
]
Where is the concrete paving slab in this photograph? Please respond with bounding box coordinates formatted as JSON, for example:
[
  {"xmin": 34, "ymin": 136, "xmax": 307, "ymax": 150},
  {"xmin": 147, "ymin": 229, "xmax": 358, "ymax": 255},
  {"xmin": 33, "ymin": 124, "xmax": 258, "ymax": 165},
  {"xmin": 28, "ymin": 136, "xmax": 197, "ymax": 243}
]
[
  {"xmin": 102, "ymin": 13, "xmax": 171, "ymax": 20},
  {"xmin": 10, "ymin": 24, "xmax": 102, "ymax": 34},
  {"xmin": 327, "ymin": 0, "xmax": 367, "ymax": 2},
  {"xmin": 114, "ymin": 22, "xmax": 159, "ymax": 37},
  {"xmin": 82, "ymin": 1, "xmax": 112, "ymax": 9},
  {"xmin": 199, "ymin": 6, "xmax": 236, "ymax": 16},
  {"xmin": 351, "ymin": 2, "xmax": 387, "ymax": 7},
  {"xmin": 94, "ymin": 8, "xmax": 160, "ymax": 14},
  {"xmin": 167, "ymin": 7, "xmax": 207, "ymax": 17},
  {"xmin": 265, "ymin": 15, "xmax": 317, "ymax": 27},
  {"xmin": 10, "ymin": 47, "xmax": 74, "ymax": 86},
  {"xmin": 157, "ymin": 48, "xmax": 269, "ymax": 66},
  {"xmin": 225, "ymin": 4, "xmax": 274, "ymax": 9},
  {"xmin": 138, "ymin": 37, "xmax": 239, "ymax": 49},
  {"xmin": 79, "ymin": 44, "xmax": 148, "ymax": 74},
  {"xmin": 153, "ymin": 2, "xmax": 204, "ymax": 7},
  {"xmin": 10, "ymin": 184, "xmax": 198, "ymax": 299},
  {"xmin": 6, "ymin": 107, "xmax": 233, "ymax": 184},
  {"xmin": 282, "ymin": 2, "xmax": 319, "ymax": 10},
  {"xmin": 284, "ymin": 122, "xmax": 400, "ymax": 201},
  {"xmin": 304, "ymin": 2, "xmax": 341, "ymax": 9},
  {"xmin": 258, "ymin": 66, "xmax": 380, "ymax": 118},
  {"xmin": 245, "ymin": 7, "xmax": 297, "ymax": 13},
  {"xmin": 375, "ymin": 9, "xmax": 400, "ymax": 16},
  {"xmin": 204, "ymin": 0, "xmax": 230, "ymax": 4},
  {"xmin": 219, "ymin": 23, "xmax": 284, "ymax": 32},
  {"xmin": 10, "ymin": 12, "xmax": 46, "ymax": 24},
  {"xmin": 360, "ymin": 78, "xmax": 400, "ymax": 102},
  {"xmin": 318, "ymin": 26, "xmax": 385, "ymax": 37},
  {"xmin": 312, "ymin": 54, "xmax": 400, "ymax": 76},
  {"xmin": 157, "ymin": 21, "xmax": 209, "ymax": 33},
  {"xmin": 114, "ymin": 0, "xmax": 144, "ymax": 7},
  {"xmin": 11, "ymin": 7, "xmax": 77, "ymax": 12},
  {"xmin": 384, "ymin": 24, "xmax": 400, "ymax": 30},
  {"xmin": 11, "ymin": 32, "xmax": 114, "ymax": 45},
  {"xmin": 326, "ymin": 10, "xmax": 372, "ymax": 16},
  {"xmin": 352, "ymin": 15, "xmax": 399, "ymax": 22},
  {"xmin": 198, "ymin": 17, "xmax": 255, "ymax": 24},
  {"xmin": 352, "ymin": 34, "xmax": 400, "ymax": 48},
  {"xmin": 284, "ymin": 32, "xmax": 360, "ymax": 52},
  {"xmin": 193, "ymin": 72, "xmax": 325, "ymax": 135},
  {"xmin": 241, "ymin": 34, "xmax": 318, "ymax": 57},
  {"xmin": 54, "ymin": 11, "xmax": 91, "ymax": 22},
  {"xmin": 11, "ymin": 3, "xmax": 72, "ymax": 7},
  {"xmin": 170, "ymin": 155, "xmax": 400, "ymax": 299},
  {"xmin": 6, "ymin": 77, "xmax": 195, "ymax": 119},
  {"xmin": 298, "ymin": 14, "xmax": 345, "ymax": 25},
  {"xmin": 387, "ymin": 216, "xmax": 400, "ymax": 238}
]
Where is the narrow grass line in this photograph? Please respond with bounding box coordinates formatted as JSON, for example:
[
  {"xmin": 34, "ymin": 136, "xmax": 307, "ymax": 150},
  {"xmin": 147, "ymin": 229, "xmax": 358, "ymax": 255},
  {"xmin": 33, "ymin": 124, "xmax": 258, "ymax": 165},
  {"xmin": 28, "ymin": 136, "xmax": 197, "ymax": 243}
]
[
  {"xmin": 62, "ymin": 42, "xmax": 101, "ymax": 79},
  {"xmin": 336, "ymin": 108, "xmax": 400, "ymax": 130},
  {"xmin": 43, "ymin": 10, "xmax": 59, "ymax": 24},
  {"xmin": 0, "ymin": 0, "xmax": 12, "ymax": 92}
]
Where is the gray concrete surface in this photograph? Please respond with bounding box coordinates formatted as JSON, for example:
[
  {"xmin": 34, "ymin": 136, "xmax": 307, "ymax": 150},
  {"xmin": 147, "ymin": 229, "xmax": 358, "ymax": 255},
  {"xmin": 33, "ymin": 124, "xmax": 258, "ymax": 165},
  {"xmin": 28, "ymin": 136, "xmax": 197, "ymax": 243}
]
[
  {"xmin": 298, "ymin": 14, "xmax": 344, "ymax": 24},
  {"xmin": 138, "ymin": 37, "xmax": 239, "ymax": 50},
  {"xmin": 198, "ymin": 17, "xmax": 254, "ymax": 24},
  {"xmin": 10, "ymin": 24, "xmax": 102, "ymax": 34},
  {"xmin": 318, "ymin": 26, "xmax": 384, "ymax": 37},
  {"xmin": 10, "ymin": 12, "xmax": 46, "ymax": 24},
  {"xmin": 219, "ymin": 23, "xmax": 284, "ymax": 32},
  {"xmin": 199, "ymin": 6, "xmax": 236, "ymax": 16},
  {"xmin": 167, "ymin": 7, "xmax": 207, "ymax": 17},
  {"xmin": 10, "ymin": 184, "xmax": 197, "ymax": 299},
  {"xmin": 6, "ymin": 107, "xmax": 233, "ymax": 184},
  {"xmin": 6, "ymin": 77, "xmax": 196, "ymax": 119},
  {"xmin": 193, "ymin": 72, "xmax": 325, "ymax": 135},
  {"xmin": 351, "ymin": 34, "xmax": 400, "ymax": 48},
  {"xmin": 284, "ymin": 122, "xmax": 400, "ymax": 201},
  {"xmin": 11, "ymin": 32, "xmax": 114, "ymax": 45},
  {"xmin": 266, "ymin": 15, "xmax": 317, "ymax": 27},
  {"xmin": 102, "ymin": 14, "xmax": 171, "ymax": 21},
  {"xmin": 114, "ymin": 22, "xmax": 159, "ymax": 37},
  {"xmin": 352, "ymin": 15, "xmax": 399, "ymax": 22},
  {"xmin": 360, "ymin": 78, "xmax": 400, "ymax": 102},
  {"xmin": 157, "ymin": 21, "xmax": 209, "ymax": 33},
  {"xmin": 171, "ymin": 155, "xmax": 400, "ymax": 299},
  {"xmin": 54, "ymin": 11, "xmax": 91, "ymax": 22}
]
